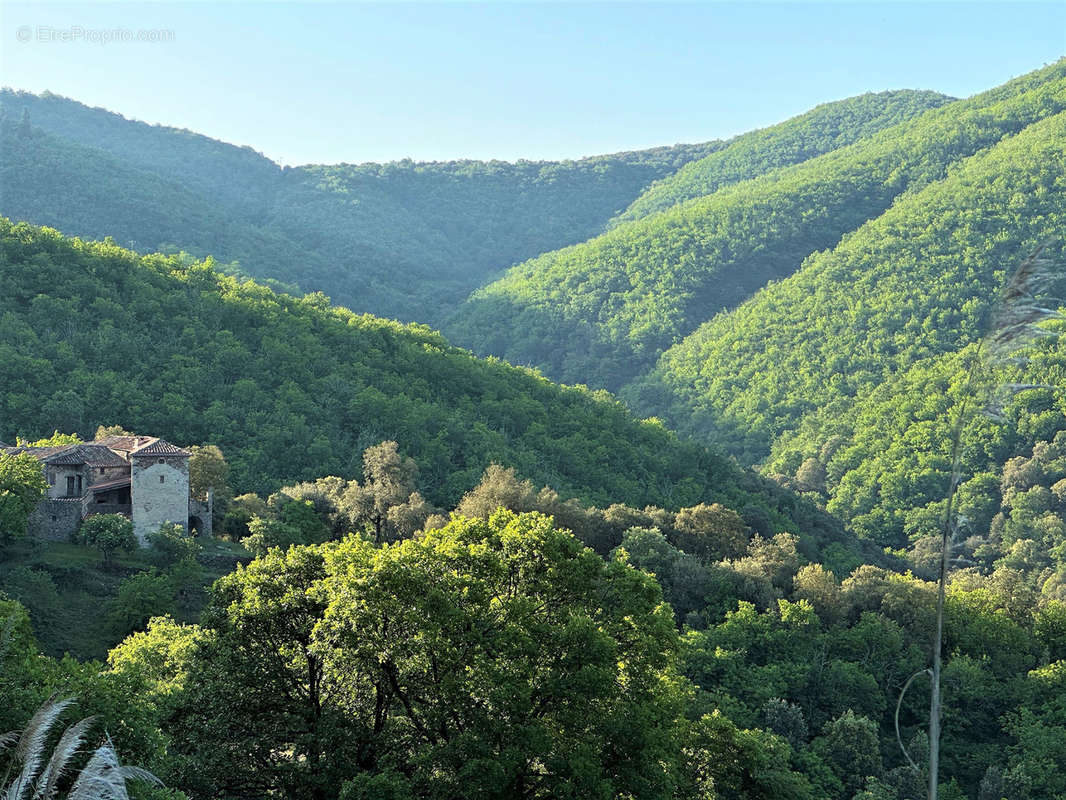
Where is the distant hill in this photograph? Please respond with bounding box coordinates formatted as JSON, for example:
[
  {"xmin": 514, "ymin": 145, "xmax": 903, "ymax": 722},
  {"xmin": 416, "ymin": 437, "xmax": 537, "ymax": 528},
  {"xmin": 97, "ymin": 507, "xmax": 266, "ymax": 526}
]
[
  {"xmin": 439, "ymin": 60, "xmax": 1066, "ymax": 555},
  {"xmin": 612, "ymin": 89, "xmax": 953, "ymax": 224},
  {"xmin": 0, "ymin": 89, "xmax": 719, "ymax": 325},
  {"xmin": 4, "ymin": 65, "xmax": 1062, "ymax": 559},
  {"xmin": 444, "ymin": 86, "xmax": 965, "ymax": 388}
]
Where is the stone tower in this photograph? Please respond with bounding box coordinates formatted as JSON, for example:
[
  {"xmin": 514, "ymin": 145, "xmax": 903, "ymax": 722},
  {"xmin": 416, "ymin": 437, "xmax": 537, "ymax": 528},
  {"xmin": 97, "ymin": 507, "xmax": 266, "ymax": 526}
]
[{"xmin": 128, "ymin": 439, "xmax": 191, "ymax": 544}]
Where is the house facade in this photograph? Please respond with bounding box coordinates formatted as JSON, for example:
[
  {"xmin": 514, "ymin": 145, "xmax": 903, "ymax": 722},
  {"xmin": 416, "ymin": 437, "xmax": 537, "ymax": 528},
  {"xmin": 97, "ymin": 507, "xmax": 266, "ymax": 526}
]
[{"xmin": 2, "ymin": 435, "xmax": 212, "ymax": 543}]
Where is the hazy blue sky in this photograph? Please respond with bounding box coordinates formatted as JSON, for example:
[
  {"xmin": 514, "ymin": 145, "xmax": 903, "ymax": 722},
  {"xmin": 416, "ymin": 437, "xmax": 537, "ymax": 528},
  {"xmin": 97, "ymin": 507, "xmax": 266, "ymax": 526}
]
[{"xmin": 2, "ymin": 2, "xmax": 1063, "ymax": 165}]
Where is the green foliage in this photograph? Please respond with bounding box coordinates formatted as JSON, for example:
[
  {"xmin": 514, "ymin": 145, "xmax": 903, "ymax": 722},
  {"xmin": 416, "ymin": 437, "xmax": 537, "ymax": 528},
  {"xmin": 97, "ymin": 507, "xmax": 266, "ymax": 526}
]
[
  {"xmin": 76, "ymin": 514, "xmax": 137, "ymax": 567},
  {"xmin": 684, "ymin": 710, "xmax": 815, "ymax": 800},
  {"xmin": 0, "ymin": 536, "xmax": 231, "ymax": 662},
  {"xmin": 14, "ymin": 431, "xmax": 83, "ymax": 447},
  {"xmin": 260, "ymin": 443, "xmax": 438, "ymax": 545},
  {"xmin": 0, "ymin": 598, "xmax": 53, "ymax": 731},
  {"xmin": 1034, "ymin": 601, "xmax": 1066, "ymax": 661},
  {"xmin": 0, "ymin": 220, "xmax": 838, "ymax": 554},
  {"xmin": 1001, "ymin": 661, "xmax": 1066, "ymax": 798},
  {"xmin": 629, "ymin": 68, "xmax": 1066, "ymax": 551},
  {"xmin": 107, "ymin": 616, "xmax": 206, "ymax": 712},
  {"xmin": 3, "ymin": 504, "xmax": 1060, "ymax": 800},
  {"xmin": 449, "ymin": 65, "xmax": 1063, "ymax": 390},
  {"xmin": 0, "ymin": 88, "xmax": 719, "ymax": 327},
  {"xmin": 460, "ymin": 460, "xmax": 876, "ymax": 574},
  {"xmin": 186, "ymin": 444, "xmax": 231, "ymax": 511},
  {"xmin": 613, "ymin": 526, "xmax": 713, "ymax": 622},
  {"xmin": 615, "ymin": 89, "xmax": 952, "ymax": 225},
  {"xmin": 2, "ymin": 68, "xmax": 1062, "ymax": 800},
  {"xmin": 169, "ymin": 511, "xmax": 688, "ymax": 799},
  {"xmin": 673, "ymin": 555, "xmax": 1066, "ymax": 800},
  {"xmin": 241, "ymin": 499, "xmax": 329, "ymax": 557},
  {"xmin": 0, "ymin": 452, "xmax": 47, "ymax": 543},
  {"xmin": 812, "ymin": 709, "xmax": 884, "ymax": 797},
  {"xmin": 0, "ymin": 566, "xmax": 61, "ymax": 635},
  {"xmin": 105, "ymin": 570, "xmax": 177, "ymax": 639},
  {"xmin": 146, "ymin": 524, "xmax": 201, "ymax": 569}
]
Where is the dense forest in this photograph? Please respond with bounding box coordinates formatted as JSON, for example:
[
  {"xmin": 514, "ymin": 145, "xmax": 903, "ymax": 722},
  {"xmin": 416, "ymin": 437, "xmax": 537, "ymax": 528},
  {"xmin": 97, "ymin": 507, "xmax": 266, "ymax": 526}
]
[
  {"xmin": 612, "ymin": 89, "xmax": 952, "ymax": 225},
  {"xmin": 3, "ymin": 447, "xmax": 1064, "ymax": 799},
  {"xmin": 0, "ymin": 89, "xmax": 720, "ymax": 325},
  {"xmin": 0, "ymin": 219, "xmax": 849, "ymax": 556},
  {"xmin": 1, "ymin": 61, "xmax": 1065, "ymax": 800},
  {"xmin": 628, "ymin": 97, "xmax": 1066, "ymax": 550},
  {"xmin": 445, "ymin": 61, "xmax": 1065, "ymax": 390}
]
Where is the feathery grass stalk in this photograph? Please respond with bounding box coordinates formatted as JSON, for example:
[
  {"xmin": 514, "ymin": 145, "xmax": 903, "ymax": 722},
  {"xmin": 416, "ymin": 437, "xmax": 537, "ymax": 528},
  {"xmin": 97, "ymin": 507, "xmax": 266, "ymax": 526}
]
[
  {"xmin": 922, "ymin": 245, "xmax": 1061, "ymax": 800},
  {"xmin": 0, "ymin": 697, "xmax": 161, "ymax": 800}
]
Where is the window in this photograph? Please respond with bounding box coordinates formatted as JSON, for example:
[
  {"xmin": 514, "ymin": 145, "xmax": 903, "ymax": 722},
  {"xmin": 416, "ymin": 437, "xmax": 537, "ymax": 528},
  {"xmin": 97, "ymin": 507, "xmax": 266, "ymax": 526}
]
[
  {"xmin": 100, "ymin": 467, "xmax": 106, "ymax": 475},
  {"xmin": 47, "ymin": 471, "xmax": 54, "ymax": 485},
  {"xmin": 159, "ymin": 475, "xmax": 165, "ymax": 484},
  {"xmin": 158, "ymin": 458, "xmax": 165, "ymax": 464},
  {"xmin": 66, "ymin": 476, "xmax": 75, "ymax": 496}
]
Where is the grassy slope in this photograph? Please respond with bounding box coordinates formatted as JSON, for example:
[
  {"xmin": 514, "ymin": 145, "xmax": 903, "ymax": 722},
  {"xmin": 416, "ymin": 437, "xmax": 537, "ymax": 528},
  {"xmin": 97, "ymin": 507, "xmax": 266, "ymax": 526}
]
[{"xmin": 0, "ymin": 538, "xmax": 250, "ymax": 660}]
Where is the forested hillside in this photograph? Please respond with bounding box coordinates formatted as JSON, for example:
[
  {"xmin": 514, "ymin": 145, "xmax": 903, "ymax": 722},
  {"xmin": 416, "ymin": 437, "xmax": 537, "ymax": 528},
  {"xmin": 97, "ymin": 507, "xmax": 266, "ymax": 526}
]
[
  {"xmin": 613, "ymin": 89, "xmax": 952, "ymax": 224},
  {"xmin": 629, "ymin": 107, "xmax": 1066, "ymax": 552},
  {"xmin": 269, "ymin": 149, "xmax": 717, "ymax": 320},
  {"xmin": 0, "ymin": 219, "xmax": 852, "ymax": 554},
  {"xmin": 0, "ymin": 123, "xmax": 309, "ymax": 293},
  {"xmin": 446, "ymin": 62, "xmax": 1065, "ymax": 390},
  {"xmin": 0, "ymin": 89, "xmax": 719, "ymax": 324}
]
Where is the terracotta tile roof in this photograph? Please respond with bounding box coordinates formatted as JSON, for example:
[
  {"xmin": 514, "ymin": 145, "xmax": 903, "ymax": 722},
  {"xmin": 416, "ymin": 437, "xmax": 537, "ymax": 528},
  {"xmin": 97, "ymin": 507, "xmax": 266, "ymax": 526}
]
[
  {"xmin": 2, "ymin": 444, "xmax": 131, "ymax": 466},
  {"xmin": 131, "ymin": 439, "xmax": 191, "ymax": 457},
  {"xmin": 54, "ymin": 445, "xmax": 130, "ymax": 466},
  {"xmin": 94, "ymin": 435, "xmax": 155, "ymax": 452},
  {"xmin": 5, "ymin": 435, "xmax": 192, "ymax": 463},
  {"xmin": 93, "ymin": 435, "xmax": 190, "ymax": 458}
]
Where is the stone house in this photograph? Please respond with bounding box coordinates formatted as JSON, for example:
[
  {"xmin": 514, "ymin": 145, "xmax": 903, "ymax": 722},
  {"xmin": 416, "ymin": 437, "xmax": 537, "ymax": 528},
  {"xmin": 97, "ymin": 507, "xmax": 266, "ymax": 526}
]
[{"xmin": 2, "ymin": 435, "xmax": 212, "ymax": 544}]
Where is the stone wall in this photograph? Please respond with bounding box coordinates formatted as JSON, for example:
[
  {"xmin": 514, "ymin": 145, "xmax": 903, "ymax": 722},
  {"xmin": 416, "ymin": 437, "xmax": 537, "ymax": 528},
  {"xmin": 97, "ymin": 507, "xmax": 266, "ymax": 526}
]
[
  {"xmin": 189, "ymin": 494, "xmax": 214, "ymax": 537},
  {"xmin": 27, "ymin": 498, "xmax": 84, "ymax": 541},
  {"xmin": 45, "ymin": 464, "xmax": 86, "ymax": 499},
  {"xmin": 130, "ymin": 455, "xmax": 190, "ymax": 544}
]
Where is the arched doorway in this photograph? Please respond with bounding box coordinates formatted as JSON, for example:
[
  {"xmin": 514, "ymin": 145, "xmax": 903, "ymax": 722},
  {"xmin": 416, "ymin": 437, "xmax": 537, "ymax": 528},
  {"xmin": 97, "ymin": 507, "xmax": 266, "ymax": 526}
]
[{"xmin": 188, "ymin": 515, "xmax": 204, "ymax": 536}]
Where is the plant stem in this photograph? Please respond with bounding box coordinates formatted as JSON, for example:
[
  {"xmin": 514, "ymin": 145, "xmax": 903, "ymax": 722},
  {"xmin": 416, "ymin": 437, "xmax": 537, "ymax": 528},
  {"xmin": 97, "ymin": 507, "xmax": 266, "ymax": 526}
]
[{"xmin": 928, "ymin": 346, "xmax": 981, "ymax": 800}]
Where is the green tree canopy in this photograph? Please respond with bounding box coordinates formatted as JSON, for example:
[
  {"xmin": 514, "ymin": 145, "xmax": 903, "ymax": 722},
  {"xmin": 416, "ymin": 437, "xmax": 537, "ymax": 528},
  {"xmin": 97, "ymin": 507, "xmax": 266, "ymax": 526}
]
[
  {"xmin": 0, "ymin": 452, "xmax": 47, "ymax": 543},
  {"xmin": 169, "ymin": 510, "xmax": 688, "ymax": 800},
  {"xmin": 77, "ymin": 514, "xmax": 137, "ymax": 567}
]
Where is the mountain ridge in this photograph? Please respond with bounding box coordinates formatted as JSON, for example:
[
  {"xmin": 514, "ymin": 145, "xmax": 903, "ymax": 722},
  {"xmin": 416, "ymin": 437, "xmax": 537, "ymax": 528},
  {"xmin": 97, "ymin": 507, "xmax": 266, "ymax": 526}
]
[
  {"xmin": 612, "ymin": 88, "xmax": 954, "ymax": 225},
  {"xmin": 0, "ymin": 88, "xmax": 722, "ymax": 324},
  {"xmin": 444, "ymin": 64, "xmax": 1064, "ymax": 390}
]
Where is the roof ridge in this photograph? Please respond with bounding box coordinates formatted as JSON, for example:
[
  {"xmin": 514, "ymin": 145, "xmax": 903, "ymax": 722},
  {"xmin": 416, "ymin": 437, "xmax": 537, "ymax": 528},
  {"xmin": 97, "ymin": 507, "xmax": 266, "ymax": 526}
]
[{"xmin": 131, "ymin": 438, "xmax": 191, "ymax": 456}]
